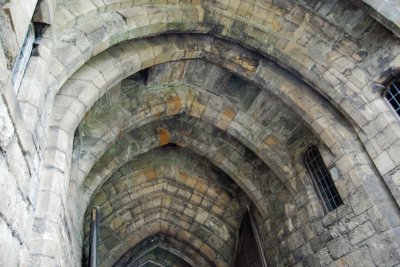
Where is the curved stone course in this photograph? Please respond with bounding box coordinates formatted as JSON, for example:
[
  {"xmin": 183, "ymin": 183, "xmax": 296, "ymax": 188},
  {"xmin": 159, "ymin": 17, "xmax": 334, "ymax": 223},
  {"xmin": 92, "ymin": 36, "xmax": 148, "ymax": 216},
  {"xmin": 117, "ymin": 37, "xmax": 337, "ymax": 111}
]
[{"xmin": 1, "ymin": 1, "xmax": 400, "ymax": 267}]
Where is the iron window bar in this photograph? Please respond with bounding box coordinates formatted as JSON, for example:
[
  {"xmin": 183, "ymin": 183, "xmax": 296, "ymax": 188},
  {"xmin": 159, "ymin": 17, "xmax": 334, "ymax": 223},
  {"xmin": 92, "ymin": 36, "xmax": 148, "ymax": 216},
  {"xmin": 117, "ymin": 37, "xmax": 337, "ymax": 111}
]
[
  {"xmin": 384, "ymin": 79, "xmax": 400, "ymax": 117},
  {"xmin": 304, "ymin": 146, "xmax": 343, "ymax": 213},
  {"xmin": 12, "ymin": 23, "xmax": 35, "ymax": 94}
]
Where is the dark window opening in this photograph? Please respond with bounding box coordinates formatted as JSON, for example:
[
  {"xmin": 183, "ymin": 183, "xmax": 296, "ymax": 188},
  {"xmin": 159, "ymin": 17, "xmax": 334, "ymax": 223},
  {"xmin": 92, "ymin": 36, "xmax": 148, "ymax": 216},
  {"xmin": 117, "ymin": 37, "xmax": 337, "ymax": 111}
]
[
  {"xmin": 304, "ymin": 146, "xmax": 343, "ymax": 213},
  {"xmin": 235, "ymin": 208, "xmax": 267, "ymax": 267},
  {"xmin": 160, "ymin": 142, "xmax": 178, "ymax": 149},
  {"xmin": 384, "ymin": 80, "xmax": 400, "ymax": 117}
]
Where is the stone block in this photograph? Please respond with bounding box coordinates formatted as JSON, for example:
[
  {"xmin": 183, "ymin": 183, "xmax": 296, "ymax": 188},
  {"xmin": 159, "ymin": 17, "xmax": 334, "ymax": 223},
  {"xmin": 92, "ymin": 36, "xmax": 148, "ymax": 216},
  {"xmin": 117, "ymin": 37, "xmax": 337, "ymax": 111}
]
[
  {"xmin": 6, "ymin": 138, "xmax": 30, "ymax": 197},
  {"xmin": 190, "ymin": 192, "xmax": 203, "ymax": 205},
  {"xmin": 344, "ymin": 246, "xmax": 375, "ymax": 267},
  {"xmin": 0, "ymin": 219, "xmax": 20, "ymax": 267},
  {"xmin": 118, "ymin": 7, "xmax": 149, "ymax": 27},
  {"xmin": 348, "ymin": 221, "xmax": 375, "ymax": 245},
  {"xmin": 328, "ymin": 223, "xmax": 347, "ymax": 238},
  {"xmin": 317, "ymin": 247, "xmax": 333, "ymax": 266},
  {"xmin": 44, "ymin": 148, "xmax": 67, "ymax": 173},
  {"xmin": 177, "ymin": 188, "xmax": 191, "ymax": 201},
  {"xmin": 304, "ymin": 254, "xmax": 321, "ymax": 267},
  {"xmin": 367, "ymin": 229, "xmax": 400, "ymax": 266},
  {"xmin": 3, "ymin": 2, "xmax": 32, "ymax": 46},
  {"xmin": 343, "ymin": 212, "xmax": 369, "ymax": 231},
  {"xmin": 349, "ymin": 188, "xmax": 373, "ymax": 215},
  {"xmin": 0, "ymin": 97, "xmax": 15, "ymax": 150},
  {"xmin": 287, "ymin": 231, "xmax": 305, "ymax": 251},
  {"xmin": 393, "ymin": 170, "xmax": 400, "ymax": 187},
  {"xmin": 35, "ymin": 190, "xmax": 62, "ymax": 222},
  {"xmin": 33, "ymin": 0, "xmax": 56, "ymax": 24},
  {"xmin": 387, "ymin": 140, "xmax": 400, "ymax": 166},
  {"xmin": 374, "ymin": 151, "xmax": 395, "ymax": 175},
  {"xmin": 367, "ymin": 202, "xmax": 400, "ymax": 232},
  {"xmin": 28, "ymin": 171, "xmax": 40, "ymax": 206},
  {"xmin": 0, "ymin": 153, "xmax": 26, "ymax": 231},
  {"xmin": 303, "ymin": 223, "xmax": 317, "ymax": 241},
  {"xmin": 327, "ymin": 236, "xmax": 352, "ymax": 259},
  {"xmin": 66, "ymin": 0, "xmax": 97, "ymax": 17}
]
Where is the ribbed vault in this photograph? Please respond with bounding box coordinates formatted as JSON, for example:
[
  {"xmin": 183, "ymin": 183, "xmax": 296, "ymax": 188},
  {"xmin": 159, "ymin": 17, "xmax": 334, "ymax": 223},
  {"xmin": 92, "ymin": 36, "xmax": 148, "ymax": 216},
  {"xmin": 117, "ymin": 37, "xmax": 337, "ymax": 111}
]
[
  {"xmin": 72, "ymin": 59, "xmax": 311, "ymax": 214},
  {"xmin": 46, "ymin": 1, "xmax": 400, "ymax": 133},
  {"xmin": 57, "ymin": 39, "xmax": 393, "ymax": 265},
  {"xmin": 114, "ymin": 235, "xmax": 199, "ymax": 267},
  {"xmin": 83, "ymin": 148, "xmax": 248, "ymax": 266},
  {"xmin": 115, "ymin": 240, "xmax": 195, "ymax": 267},
  {"xmin": 74, "ymin": 58, "xmax": 314, "ymax": 266},
  {"xmin": 22, "ymin": 1, "xmax": 400, "ymax": 266}
]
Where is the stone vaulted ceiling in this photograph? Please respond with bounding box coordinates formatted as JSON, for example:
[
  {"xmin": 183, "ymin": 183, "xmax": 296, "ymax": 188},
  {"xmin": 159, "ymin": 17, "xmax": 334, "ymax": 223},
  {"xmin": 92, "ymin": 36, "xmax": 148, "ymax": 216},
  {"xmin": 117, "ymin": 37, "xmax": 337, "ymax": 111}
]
[
  {"xmin": 1, "ymin": 0, "xmax": 400, "ymax": 266},
  {"xmin": 40, "ymin": 0, "xmax": 400, "ymax": 266},
  {"xmin": 76, "ymin": 59, "xmax": 312, "ymax": 266}
]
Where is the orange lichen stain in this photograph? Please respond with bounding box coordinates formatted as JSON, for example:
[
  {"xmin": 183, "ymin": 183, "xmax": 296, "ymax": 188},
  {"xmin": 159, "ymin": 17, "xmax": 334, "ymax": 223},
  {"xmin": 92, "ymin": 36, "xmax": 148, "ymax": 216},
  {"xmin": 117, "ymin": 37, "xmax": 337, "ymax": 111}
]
[
  {"xmin": 242, "ymin": 58, "xmax": 256, "ymax": 71},
  {"xmin": 167, "ymin": 95, "xmax": 181, "ymax": 114},
  {"xmin": 190, "ymin": 102, "xmax": 205, "ymax": 118},
  {"xmin": 217, "ymin": 106, "xmax": 237, "ymax": 131},
  {"xmin": 264, "ymin": 134, "xmax": 281, "ymax": 147},
  {"xmin": 222, "ymin": 106, "xmax": 236, "ymax": 119},
  {"xmin": 144, "ymin": 168, "xmax": 156, "ymax": 181},
  {"xmin": 154, "ymin": 105, "xmax": 166, "ymax": 118},
  {"xmin": 233, "ymin": 56, "xmax": 256, "ymax": 71},
  {"xmin": 158, "ymin": 128, "xmax": 170, "ymax": 146},
  {"xmin": 186, "ymin": 175, "xmax": 198, "ymax": 188},
  {"xmin": 178, "ymin": 169, "xmax": 189, "ymax": 183}
]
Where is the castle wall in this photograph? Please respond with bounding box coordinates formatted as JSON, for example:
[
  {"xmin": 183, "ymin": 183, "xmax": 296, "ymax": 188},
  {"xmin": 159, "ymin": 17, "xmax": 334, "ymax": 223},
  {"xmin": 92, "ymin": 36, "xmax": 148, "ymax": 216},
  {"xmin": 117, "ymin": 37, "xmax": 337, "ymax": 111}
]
[{"xmin": 0, "ymin": 0, "xmax": 400, "ymax": 266}]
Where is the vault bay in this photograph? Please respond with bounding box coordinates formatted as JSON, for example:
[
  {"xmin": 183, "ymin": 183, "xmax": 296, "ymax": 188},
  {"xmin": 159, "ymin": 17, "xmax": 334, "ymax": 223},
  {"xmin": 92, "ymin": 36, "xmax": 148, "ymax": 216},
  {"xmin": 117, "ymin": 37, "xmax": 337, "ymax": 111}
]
[{"xmin": 1, "ymin": 0, "xmax": 400, "ymax": 266}]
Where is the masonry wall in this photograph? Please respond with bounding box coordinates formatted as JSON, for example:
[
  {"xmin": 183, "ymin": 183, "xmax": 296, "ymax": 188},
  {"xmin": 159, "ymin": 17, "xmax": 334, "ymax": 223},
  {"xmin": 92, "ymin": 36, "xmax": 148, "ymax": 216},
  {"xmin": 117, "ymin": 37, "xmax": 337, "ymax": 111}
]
[
  {"xmin": 0, "ymin": 50, "xmax": 39, "ymax": 267},
  {"xmin": 0, "ymin": 4, "xmax": 43, "ymax": 266},
  {"xmin": 1, "ymin": 0, "xmax": 400, "ymax": 266},
  {"xmin": 252, "ymin": 144, "xmax": 400, "ymax": 267}
]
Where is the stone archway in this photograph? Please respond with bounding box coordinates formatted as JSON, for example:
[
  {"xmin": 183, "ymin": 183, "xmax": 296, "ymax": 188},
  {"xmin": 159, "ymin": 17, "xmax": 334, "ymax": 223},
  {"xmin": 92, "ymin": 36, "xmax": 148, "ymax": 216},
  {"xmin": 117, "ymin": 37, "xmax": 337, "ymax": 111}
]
[
  {"xmin": 1, "ymin": 1, "xmax": 400, "ymax": 266},
  {"xmin": 28, "ymin": 31, "xmax": 400, "ymax": 266}
]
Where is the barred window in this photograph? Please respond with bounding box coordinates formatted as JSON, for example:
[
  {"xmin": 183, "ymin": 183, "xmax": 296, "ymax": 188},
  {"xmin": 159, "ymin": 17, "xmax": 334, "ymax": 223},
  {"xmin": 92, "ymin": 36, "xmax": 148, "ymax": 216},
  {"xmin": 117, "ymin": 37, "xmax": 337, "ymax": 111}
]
[
  {"xmin": 304, "ymin": 146, "xmax": 343, "ymax": 212},
  {"xmin": 384, "ymin": 80, "xmax": 400, "ymax": 117},
  {"xmin": 12, "ymin": 23, "xmax": 35, "ymax": 93}
]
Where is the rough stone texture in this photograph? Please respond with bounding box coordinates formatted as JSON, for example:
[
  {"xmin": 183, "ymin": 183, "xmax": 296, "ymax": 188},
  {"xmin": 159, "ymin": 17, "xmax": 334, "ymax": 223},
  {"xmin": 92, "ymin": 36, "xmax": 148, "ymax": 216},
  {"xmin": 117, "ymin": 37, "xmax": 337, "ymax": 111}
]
[
  {"xmin": 0, "ymin": 91, "xmax": 38, "ymax": 266},
  {"xmin": 33, "ymin": 0, "xmax": 56, "ymax": 24},
  {"xmin": 0, "ymin": 0, "xmax": 400, "ymax": 266},
  {"xmin": 2, "ymin": 0, "xmax": 37, "ymax": 46},
  {"xmin": 0, "ymin": 4, "xmax": 19, "ymax": 70},
  {"xmin": 348, "ymin": 0, "xmax": 400, "ymax": 38}
]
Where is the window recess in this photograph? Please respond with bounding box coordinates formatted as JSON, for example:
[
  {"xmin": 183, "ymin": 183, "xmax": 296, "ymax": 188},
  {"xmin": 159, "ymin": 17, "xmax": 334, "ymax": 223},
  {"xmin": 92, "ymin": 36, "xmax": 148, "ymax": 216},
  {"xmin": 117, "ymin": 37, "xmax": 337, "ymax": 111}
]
[
  {"xmin": 384, "ymin": 79, "xmax": 400, "ymax": 118},
  {"xmin": 304, "ymin": 146, "xmax": 343, "ymax": 213}
]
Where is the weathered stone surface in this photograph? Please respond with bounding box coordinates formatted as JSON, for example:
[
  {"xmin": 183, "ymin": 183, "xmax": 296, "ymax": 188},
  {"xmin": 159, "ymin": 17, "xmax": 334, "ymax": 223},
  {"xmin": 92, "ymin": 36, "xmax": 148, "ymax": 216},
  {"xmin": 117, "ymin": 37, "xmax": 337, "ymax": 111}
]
[
  {"xmin": 0, "ymin": 1, "xmax": 400, "ymax": 266},
  {"xmin": 327, "ymin": 236, "xmax": 352, "ymax": 260},
  {"xmin": 345, "ymin": 246, "xmax": 375, "ymax": 267},
  {"xmin": 0, "ymin": 219, "xmax": 20, "ymax": 267},
  {"xmin": 348, "ymin": 221, "xmax": 375, "ymax": 245},
  {"xmin": 367, "ymin": 229, "xmax": 400, "ymax": 266},
  {"xmin": 33, "ymin": 0, "xmax": 56, "ymax": 24},
  {"xmin": 0, "ymin": 97, "xmax": 14, "ymax": 149}
]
